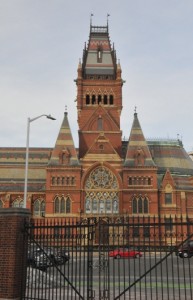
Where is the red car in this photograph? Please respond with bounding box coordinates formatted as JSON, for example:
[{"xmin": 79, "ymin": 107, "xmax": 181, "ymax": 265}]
[{"xmin": 109, "ymin": 248, "xmax": 142, "ymax": 259}]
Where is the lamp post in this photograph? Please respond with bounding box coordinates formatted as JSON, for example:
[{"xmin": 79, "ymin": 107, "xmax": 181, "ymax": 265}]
[{"xmin": 23, "ymin": 114, "xmax": 56, "ymax": 208}]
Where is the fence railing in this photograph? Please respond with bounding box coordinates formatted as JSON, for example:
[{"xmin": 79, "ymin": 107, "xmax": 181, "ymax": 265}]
[{"xmin": 22, "ymin": 215, "xmax": 193, "ymax": 300}]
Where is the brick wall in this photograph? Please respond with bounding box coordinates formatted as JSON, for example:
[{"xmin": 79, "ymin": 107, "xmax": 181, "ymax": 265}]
[{"xmin": 0, "ymin": 208, "xmax": 30, "ymax": 300}]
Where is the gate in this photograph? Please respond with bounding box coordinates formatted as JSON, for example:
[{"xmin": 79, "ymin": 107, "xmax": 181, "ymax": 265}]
[{"xmin": 22, "ymin": 216, "xmax": 193, "ymax": 299}]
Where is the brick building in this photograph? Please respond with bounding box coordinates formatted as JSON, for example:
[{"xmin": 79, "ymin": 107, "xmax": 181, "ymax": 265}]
[{"xmin": 1, "ymin": 23, "xmax": 193, "ymax": 224}]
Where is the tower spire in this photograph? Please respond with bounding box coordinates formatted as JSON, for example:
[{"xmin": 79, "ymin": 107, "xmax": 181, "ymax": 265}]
[
  {"xmin": 107, "ymin": 13, "xmax": 110, "ymax": 29},
  {"xmin": 90, "ymin": 13, "xmax": 94, "ymax": 27}
]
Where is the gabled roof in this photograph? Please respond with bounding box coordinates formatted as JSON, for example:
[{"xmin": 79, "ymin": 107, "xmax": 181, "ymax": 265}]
[
  {"xmin": 124, "ymin": 112, "xmax": 155, "ymax": 167},
  {"xmin": 48, "ymin": 111, "xmax": 79, "ymax": 166}
]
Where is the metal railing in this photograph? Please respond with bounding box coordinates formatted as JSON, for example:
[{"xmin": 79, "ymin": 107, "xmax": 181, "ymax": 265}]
[{"xmin": 22, "ymin": 215, "xmax": 193, "ymax": 299}]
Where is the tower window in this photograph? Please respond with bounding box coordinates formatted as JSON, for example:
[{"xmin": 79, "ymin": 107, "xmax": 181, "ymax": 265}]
[
  {"xmin": 86, "ymin": 94, "xmax": 90, "ymax": 105},
  {"xmin": 109, "ymin": 95, "xmax": 114, "ymax": 105},
  {"xmin": 92, "ymin": 95, "xmax": 96, "ymax": 104},
  {"xmin": 104, "ymin": 95, "xmax": 108, "ymax": 105},
  {"xmin": 98, "ymin": 95, "xmax": 102, "ymax": 105}
]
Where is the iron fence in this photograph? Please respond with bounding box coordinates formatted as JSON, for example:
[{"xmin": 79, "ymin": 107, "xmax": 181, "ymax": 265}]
[{"xmin": 22, "ymin": 215, "xmax": 193, "ymax": 299}]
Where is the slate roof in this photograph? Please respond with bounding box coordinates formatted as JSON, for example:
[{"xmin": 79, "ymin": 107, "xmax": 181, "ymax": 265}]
[
  {"xmin": 82, "ymin": 25, "xmax": 117, "ymax": 78},
  {"xmin": 48, "ymin": 111, "xmax": 79, "ymax": 166},
  {"xmin": 124, "ymin": 112, "xmax": 156, "ymax": 167}
]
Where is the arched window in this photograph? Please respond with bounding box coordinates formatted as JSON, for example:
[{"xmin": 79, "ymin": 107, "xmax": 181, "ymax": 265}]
[
  {"xmin": 54, "ymin": 197, "xmax": 60, "ymax": 213},
  {"xmin": 12, "ymin": 198, "xmax": 23, "ymax": 208},
  {"xmin": 144, "ymin": 197, "xmax": 148, "ymax": 213},
  {"xmin": 66, "ymin": 197, "xmax": 71, "ymax": 213},
  {"xmin": 132, "ymin": 196, "xmax": 149, "ymax": 214},
  {"xmin": 132, "ymin": 198, "xmax": 137, "ymax": 213},
  {"xmin": 84, "ymin": 166, "xmax": 119, "ymax": 214},
  {"xmin": 54, "ymin": 196, "xmax": 71, "ymax": 214},
  {"xmin": 138, "ymin": 197, "xmax": 143, "ymax": 213},
  {"xmin": 61, "ymin": 197, "xmax": 65, "ymax": 213},
  {"xmin": 33, "ymin": 199, "xmax": 45, "ymax": 217}
]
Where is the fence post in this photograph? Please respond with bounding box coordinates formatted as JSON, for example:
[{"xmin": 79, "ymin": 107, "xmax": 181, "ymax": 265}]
[{"xmin": 0, "ymin": 208, "xmax": 31, "ymax": 300}]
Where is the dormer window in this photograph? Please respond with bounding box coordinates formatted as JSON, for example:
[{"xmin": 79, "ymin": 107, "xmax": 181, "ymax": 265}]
[{"xmin": 97, "ymin": 47, "xmax": 102, "ymax": 63}]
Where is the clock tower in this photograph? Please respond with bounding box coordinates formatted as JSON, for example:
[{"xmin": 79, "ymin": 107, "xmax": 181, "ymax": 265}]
[{"xmin": 76, "ymin": 23, "xmax": 123, "ymax": 162}]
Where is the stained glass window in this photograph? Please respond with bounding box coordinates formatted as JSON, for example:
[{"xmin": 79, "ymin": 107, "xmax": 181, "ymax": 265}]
[{"xmin": 85, "ymin": 166, "xmax": 119, "ymax": 214}]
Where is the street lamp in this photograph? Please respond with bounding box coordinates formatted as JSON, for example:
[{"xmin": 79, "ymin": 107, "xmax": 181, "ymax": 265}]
[{"xmin": 23, "ymin": 114, "xmax": 56, "ymax": 208}]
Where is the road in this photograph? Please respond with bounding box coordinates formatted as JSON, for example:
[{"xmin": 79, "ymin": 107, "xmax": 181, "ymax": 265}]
[
  {"xmin": 27, "ymin": 253, "xmax": 193, "ymax": 299},
  {"xmin": 58, "ymin": 253, "xmax": 193, "ymax": 299}
]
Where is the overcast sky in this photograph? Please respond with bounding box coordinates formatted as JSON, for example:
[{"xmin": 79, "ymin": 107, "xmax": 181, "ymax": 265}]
[{"xmin": 0, "ymin": 0, "xmax": 193, "ymax": 152}]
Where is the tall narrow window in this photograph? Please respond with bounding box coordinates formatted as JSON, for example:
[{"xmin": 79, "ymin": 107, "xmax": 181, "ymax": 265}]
[
  {"xmin": 61, "ymin": 197, "xmax": 65, "ymax": 213},
  {"xmin": 86, "ymin": 94, "xmax": 90, "ymax": 105},
  {"xmin": 138, "ymin": 197, "xmax": 143, "ymax": 213},
  {"xmin": 33, "ymin": 199, "xmax": 45, "ymax": 217},
  {"xmin": 98, "ymin": 117, "xmax": 103, "ymax": 130},
  {"xmin": 54, "ymin": 197, "xmax": 60, "ymax": 213},
  {"xmin": 144, "ymin": 198, "xmax": 148, "ymax": 213},
  {"xmin": 98, "ymin": 95, "xmax": 102, "ymax": 104},
  {"xmin": 92, "ymin": 95, "xmax": 96, "ymax": 104},
  {"xmin": 109, "ymin": 95, "xmax": 113, "ymax": 105},
  {"xmin": 97, "ymin": 47, "xmax": 102, "ymax": 63},
  {"xmin": 132, "ymin": 198, "xmax": 137, "ymax": 213},
  {"xmin": 66, "ymin": 197, "xmax": 71, "ymax": 213},
  {"xmin": 104, "ymin": 95, "xmax": 108, "ymax": 105},
  {"xmin": 165, "ymin": 193, "xmax": 172, "ymax": 205}
]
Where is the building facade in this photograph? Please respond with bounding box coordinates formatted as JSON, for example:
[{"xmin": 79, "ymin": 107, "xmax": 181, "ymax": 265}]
[{"xmin": 1, "ymin": 23, "xmax": 193, "ymax": 225}]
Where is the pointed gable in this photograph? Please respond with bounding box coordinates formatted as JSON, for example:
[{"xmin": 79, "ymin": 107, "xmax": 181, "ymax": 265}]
[
  {"xmin": 81, "ymin": 105, "xmax": 120, "ymax": 132},
  {"xmin": 124, "ymin": 112, "xmax": 155, "ymax": 167},
  {"xmin": 82, "ymin": 132, "xmax": 121, "ymax": 162},
  {"xmin": 48, "ymin": 111, "xmax": 79, "ymax": 166},
  {"xmin": 162, "ymin": 169, "xmax": 176, "ymax": 189}
]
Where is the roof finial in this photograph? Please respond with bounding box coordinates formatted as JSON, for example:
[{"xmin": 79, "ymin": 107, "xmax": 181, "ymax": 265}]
[
  {"xmin": 134, "ymin": 106, "xmax": 137, "ymax": 114},
  {"xmin": 65, "ymin": 105, "xmax": 68, "ymax": 114},
  {"xmin": 90, "ymin": 13, "xmax": 94, "ymax": 27},
  {"xmin": 107, "ymin": 13, "xmax": 110, "ymax": 28}
]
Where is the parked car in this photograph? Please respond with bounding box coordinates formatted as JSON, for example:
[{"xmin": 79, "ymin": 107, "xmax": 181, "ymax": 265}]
[
  {"xmin": 109, "ymin": 248, "xmax": 142, "ymax": 259},
  {"xmin": 177, "ymin": 240, "xmax": 193, "ymax": 258},
  {"xmin": 27, "ymin": 244, "xmax": 70, "ymax": 271}
]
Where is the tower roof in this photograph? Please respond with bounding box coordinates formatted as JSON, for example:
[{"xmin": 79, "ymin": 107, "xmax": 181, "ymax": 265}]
[
  {"xmin": 82, "ymin": 24, "xmax": 117, "ymax": 78},
  {"xmin": 48, "ymin": 111, "xmax": 79, "ymax": 166},
  {"xmin": 124, "ymin": 112, "xmax": 155, "ymax": 167}
]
